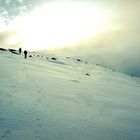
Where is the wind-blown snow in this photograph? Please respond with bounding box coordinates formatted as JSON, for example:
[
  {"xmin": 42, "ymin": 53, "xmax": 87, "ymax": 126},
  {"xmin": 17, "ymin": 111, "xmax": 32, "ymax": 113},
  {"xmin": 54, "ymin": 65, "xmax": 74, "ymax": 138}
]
[{"xmin": 0, "ymin": 50, "xmax": 140, "ymax": 140}]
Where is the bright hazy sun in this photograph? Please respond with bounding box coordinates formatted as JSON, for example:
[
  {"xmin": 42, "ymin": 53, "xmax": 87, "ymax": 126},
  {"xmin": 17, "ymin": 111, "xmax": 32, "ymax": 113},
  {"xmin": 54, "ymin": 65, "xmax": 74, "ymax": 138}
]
[{"xmin": 9, "ymin": 2, "xmax": 114, "ymax": 50}]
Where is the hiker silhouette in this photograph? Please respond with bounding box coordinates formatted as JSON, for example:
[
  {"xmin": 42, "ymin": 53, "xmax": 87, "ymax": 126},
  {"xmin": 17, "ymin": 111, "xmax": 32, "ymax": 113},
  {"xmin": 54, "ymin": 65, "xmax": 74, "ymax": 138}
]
[
  {"xmin": 24, "ymin": 50, "xmax": 28, "ymax": 59},
  {"xmin": 19, "ymin": 48, "xmax": 22, "ymax": 54}
]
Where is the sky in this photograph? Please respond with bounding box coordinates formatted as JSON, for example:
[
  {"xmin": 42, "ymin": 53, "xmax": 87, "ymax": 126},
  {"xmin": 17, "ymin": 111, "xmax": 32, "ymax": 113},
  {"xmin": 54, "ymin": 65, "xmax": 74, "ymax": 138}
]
[{"xmin": 0, "ymin": 0, "xmax": 140, "ymax": 77}]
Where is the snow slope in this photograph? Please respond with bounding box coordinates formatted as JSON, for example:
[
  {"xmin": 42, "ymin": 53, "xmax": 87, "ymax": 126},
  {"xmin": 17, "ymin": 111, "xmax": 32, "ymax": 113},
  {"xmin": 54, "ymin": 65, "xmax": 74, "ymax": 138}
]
[{"xmin": 0, "ymin": 50, "xmax": 140, "ymax": 140}]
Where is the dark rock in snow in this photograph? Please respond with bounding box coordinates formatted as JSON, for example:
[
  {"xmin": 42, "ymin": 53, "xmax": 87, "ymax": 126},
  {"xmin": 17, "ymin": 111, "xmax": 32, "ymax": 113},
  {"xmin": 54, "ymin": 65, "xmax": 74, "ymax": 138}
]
[
  {"xmin": 85, "ymin": 73, "xmax": 90, "ymax": 76},
  {"xmin": 8, "ymin": 49, "xmax": 17, "ymax": 52},
  {"xmin": 52, "ymin": 57, "xmax": 57, "ymax": 60},
  {"xmin": 8, "ymin": 49, "xmax": 19, "ymax": 55},
  {"xmin": 0, "ymin": 48, "xmax": 7, "ymax": 51},
  {"xmin": 77, "ymin": 59, "xmax": 81, "ymax": 62}
]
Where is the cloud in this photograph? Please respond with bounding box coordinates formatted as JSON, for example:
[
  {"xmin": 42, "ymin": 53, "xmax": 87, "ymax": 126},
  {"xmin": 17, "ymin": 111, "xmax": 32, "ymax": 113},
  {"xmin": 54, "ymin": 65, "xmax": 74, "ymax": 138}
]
[
  {"xmin": 0, "ymin": 29, "xmax": 20, "ymax": 48},
  {"xmin": 53, "ymin": 0, "xmax": 140, "ymax": 77},
  {"xmin": 88, "ymin": 0, "xmax": 140, "ymax": 77}
]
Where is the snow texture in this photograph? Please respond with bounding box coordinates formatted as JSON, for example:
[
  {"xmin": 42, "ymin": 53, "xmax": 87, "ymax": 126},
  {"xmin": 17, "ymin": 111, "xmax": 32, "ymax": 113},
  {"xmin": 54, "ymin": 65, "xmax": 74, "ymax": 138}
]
[{"xmin": 0, "ymin": 50, "xmax": 140, "ymax": 140}]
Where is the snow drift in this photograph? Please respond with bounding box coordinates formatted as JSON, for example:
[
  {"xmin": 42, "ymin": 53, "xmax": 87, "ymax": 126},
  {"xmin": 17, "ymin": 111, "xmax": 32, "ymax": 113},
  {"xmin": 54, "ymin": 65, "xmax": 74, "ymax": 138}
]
[{"xmin": 0, "ymin": 50, "xmax": 140, "ymax": 140}]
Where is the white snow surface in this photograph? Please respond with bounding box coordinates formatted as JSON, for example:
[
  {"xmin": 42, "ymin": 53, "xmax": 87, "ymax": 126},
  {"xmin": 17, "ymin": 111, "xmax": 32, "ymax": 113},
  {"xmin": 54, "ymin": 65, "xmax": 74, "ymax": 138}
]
[{"xmin": 0, "ymin": 50, "xmax": 140, "ymax": 140}]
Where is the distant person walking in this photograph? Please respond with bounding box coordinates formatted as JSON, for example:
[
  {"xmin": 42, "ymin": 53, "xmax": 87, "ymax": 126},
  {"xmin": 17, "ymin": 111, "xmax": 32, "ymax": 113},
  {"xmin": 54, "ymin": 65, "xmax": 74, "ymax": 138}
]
[
  {"xmin": 19, "ymin": 48, "xmax": 22, "ymax": 54},
  {"xmin": 24, "ymin": 50, "xmax": 28, "ymax": 59}
]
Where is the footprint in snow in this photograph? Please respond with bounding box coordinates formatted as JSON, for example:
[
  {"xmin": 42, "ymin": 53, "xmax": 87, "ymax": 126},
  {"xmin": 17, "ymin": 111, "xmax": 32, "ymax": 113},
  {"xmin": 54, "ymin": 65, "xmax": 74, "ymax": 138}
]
[
  {"xmin": 1, "ymin": 130, "xmax": 11, "ymax": 138},
  {"xmin": 70, "ymin": 80, "xmax": 80, "ymax": 83},
  {"xmin": 37, "ymin": 98, "xmax": 42, "ymax": 103},
  {"xmin": 35, "ymin": 135, "xmax": 41, "ymax": 140}
]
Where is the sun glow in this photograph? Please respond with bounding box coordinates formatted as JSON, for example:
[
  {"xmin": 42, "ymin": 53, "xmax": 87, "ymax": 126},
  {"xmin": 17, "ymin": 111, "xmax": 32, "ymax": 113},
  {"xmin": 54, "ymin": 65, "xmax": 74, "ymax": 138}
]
[{"xmin": 9, "ymin": 2, "xmax": 114, "ymax": 50}]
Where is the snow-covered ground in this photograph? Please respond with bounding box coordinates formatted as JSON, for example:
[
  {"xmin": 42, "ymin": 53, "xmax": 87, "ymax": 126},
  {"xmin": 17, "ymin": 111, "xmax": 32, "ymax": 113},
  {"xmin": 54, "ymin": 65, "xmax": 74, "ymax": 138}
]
[{"xmin": 0, "ymin": 50, "xmax": 140, "ymax": 140}]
